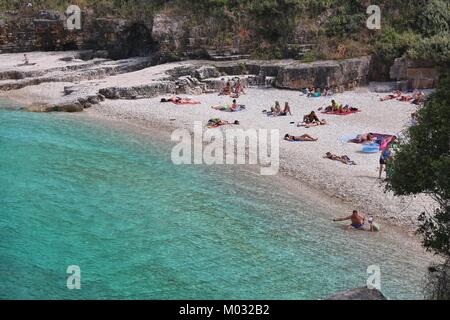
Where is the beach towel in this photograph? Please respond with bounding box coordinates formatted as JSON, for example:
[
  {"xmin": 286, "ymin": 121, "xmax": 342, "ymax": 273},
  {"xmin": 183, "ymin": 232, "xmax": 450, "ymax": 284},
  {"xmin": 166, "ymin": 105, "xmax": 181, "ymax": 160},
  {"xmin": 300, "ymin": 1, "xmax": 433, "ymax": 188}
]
[
  {"xmin": 322, "ymin": 110, "xmax": 360, "ymax": 116},
  {"xmin": 172, "ymin": 99, "xmax": 201, "ymax": 105}
]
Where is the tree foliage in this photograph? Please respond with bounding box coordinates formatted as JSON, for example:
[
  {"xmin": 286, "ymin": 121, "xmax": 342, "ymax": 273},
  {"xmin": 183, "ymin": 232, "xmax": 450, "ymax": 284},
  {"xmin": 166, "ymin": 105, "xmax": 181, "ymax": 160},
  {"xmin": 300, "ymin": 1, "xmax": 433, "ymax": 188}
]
[{"xmin": 387, "ymin": 73, "xmax": 450, "ymax": 257}]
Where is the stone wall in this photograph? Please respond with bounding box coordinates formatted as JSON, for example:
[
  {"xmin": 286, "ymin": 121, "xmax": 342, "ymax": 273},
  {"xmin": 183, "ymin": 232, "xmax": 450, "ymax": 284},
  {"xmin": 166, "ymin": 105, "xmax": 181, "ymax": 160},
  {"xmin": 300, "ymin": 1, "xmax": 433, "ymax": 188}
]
[
  {"xmin": 0, "ymin": 10, "xmax": 156, "ymax": 59},
  {"xmin": 390, "ymin": 57, "xmax": 440, "ymax": 90}
]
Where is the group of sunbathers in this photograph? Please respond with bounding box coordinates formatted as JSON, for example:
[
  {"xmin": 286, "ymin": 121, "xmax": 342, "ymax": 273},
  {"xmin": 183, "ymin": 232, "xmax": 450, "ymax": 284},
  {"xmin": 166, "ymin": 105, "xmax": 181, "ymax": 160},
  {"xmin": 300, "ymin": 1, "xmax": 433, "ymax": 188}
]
[
  {"xmin": 380, "ymin": 90, "xmax": 425, "ymax": 105},
  {"xmin": 219, "ymin": 79, "xmax": 245, "ymax": 98},
  {"xmin": 265, "ymin": 101, "xmax": 292, "ymax": 116},
  {"xmin": 323, "ymin": 100, "xmax": 359, "ymax": 113},
  {"xmin": 301, "ymin": 86, "xmax": 335, "ymax": 97}
]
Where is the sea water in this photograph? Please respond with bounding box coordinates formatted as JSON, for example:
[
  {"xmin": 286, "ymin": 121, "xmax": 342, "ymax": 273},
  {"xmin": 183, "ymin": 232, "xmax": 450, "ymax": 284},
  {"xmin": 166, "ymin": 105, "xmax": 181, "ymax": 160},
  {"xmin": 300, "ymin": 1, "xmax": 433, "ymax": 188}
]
[{"xmin": 0, "ymin": 103, "xmax": 430, "ymax": 299}]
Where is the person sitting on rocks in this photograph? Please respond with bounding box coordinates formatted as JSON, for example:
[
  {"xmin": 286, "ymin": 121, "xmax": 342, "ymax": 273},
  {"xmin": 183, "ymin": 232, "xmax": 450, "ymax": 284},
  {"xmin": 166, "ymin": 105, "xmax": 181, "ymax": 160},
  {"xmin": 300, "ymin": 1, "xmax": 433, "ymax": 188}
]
[{"xmin": 284, "ymin": 134, "xmax": 318, "ymax": 142}]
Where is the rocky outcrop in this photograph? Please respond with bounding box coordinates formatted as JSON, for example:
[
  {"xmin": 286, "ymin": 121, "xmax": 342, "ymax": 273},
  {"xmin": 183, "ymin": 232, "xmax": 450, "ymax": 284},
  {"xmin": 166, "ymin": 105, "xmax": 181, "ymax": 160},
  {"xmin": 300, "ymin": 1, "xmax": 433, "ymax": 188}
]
[
  {"xmin": 99, "ymin": 81, "xmax": 176, "ymax": 99},
  {"xmin": 26, "ymin": 102, "xmax": 84, "ymax": 113},
  {"xmin": 275, "ymin": 57, "xmax": 372, "ymax": 89},
  {"xmin": 390, "ymin": 57, "xmax": 440, "ymax": 89},
  {"xmin": 0, "ymin": 55, "xmax": 153, "ymax": 91},
  {"xmin": 325, "ymin": 287, "xmax": 387, "ymax": 300},
  {"xmin": 208, "ymin": 57, "xmax": 372, "ymax": 90},
  {"xmin": 0, "ymin": 10, "xmax": 156, "ymax": 59}
]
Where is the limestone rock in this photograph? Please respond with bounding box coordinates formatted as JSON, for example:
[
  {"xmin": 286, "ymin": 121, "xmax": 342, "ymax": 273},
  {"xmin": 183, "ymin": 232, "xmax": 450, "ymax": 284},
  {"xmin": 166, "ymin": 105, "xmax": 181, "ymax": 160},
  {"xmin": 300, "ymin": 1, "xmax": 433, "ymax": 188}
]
[
  {"xmin": 194, "ymin": 66, "xmax": 220, "ymax": 80},
  {"xmin": 326, "ymin": 287, "xmax": 387, "ymax": 300}
]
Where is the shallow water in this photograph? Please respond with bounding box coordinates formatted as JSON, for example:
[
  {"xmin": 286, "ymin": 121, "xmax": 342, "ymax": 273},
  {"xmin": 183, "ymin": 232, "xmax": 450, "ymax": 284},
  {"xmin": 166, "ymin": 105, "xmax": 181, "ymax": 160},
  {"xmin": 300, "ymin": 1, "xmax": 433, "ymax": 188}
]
[{"xmin": 0, "ymin": 103, "xmax": 430, "ymax": 299}]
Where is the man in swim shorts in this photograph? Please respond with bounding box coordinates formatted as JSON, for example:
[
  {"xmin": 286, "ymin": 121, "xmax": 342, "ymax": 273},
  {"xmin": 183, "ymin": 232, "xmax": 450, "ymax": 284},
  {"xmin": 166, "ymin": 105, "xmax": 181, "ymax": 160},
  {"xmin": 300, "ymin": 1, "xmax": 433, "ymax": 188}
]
[{"xmin": 333, "ymin": 210, "xmax": 366, "ymax": 230}]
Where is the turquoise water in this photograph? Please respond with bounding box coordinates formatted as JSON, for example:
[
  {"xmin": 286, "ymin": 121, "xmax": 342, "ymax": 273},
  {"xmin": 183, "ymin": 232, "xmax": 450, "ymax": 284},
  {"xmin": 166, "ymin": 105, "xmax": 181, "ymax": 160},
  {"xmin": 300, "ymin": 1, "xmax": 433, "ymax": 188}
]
[{"xmin": 0, "ymin": 103, "xmax": 430, "ymax": 299}]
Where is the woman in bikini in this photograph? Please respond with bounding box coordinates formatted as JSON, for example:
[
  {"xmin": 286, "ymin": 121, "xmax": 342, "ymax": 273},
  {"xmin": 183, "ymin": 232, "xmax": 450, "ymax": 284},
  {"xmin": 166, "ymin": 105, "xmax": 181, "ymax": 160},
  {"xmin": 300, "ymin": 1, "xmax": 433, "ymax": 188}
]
[{"xmin": 284, "ymin": 134, "xmax": 318, "ymax": 142}]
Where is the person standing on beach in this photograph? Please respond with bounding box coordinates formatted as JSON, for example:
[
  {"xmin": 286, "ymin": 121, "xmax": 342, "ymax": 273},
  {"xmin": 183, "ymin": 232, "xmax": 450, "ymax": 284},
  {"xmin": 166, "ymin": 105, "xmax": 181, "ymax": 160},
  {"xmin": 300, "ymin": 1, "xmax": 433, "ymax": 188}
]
[{"xmin": 379, "ymin": 144, "xmax": 393, "ymax": 179}]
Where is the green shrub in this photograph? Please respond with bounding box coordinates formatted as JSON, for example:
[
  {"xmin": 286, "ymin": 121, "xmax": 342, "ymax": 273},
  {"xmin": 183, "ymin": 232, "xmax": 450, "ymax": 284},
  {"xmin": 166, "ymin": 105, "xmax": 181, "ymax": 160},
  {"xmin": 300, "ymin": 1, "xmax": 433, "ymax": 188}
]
[
  {"xmin": 418, "ymin": 0, "xmax": 450, "ymax": 37},
  {"xmin": 301, "ymin": 50, "xmax": 326, "ymax": 63},
  {"xmin": 407, "ymin": 33, "xmax": 450, "ymax": 64},
  {"xmin": 374, "ymin": 27, "xmax": 422, "ymax": 63}
]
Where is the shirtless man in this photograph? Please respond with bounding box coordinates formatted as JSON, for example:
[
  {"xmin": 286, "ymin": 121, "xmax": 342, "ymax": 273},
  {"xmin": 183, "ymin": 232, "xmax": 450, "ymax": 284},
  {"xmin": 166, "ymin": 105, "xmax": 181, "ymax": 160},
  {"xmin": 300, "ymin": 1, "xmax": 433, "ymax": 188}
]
[{"xmin": 333, "ymin": 210, "xmax": 379, "ymax": 231}]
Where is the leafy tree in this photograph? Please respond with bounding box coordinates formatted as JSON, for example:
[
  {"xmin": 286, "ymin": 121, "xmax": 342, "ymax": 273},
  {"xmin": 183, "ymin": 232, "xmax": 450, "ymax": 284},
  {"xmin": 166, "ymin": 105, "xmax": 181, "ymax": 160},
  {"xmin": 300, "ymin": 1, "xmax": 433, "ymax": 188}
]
[
  {"xmin": 387, "ymin": 73, "xmax": 450, "ymax": 257},
  {"xmin": 387, "ymin": 72, "xmax": 450, "ymax": 299}
]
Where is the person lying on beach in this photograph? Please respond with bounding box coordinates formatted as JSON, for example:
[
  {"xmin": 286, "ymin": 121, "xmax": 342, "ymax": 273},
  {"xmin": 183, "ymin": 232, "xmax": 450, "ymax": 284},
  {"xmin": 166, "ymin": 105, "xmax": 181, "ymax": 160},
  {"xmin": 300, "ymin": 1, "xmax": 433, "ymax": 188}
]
[
  {"xmin": 324, "ymin": 152, "xmax": 356, "ymax": 165},
  {"xmin": 349, "ymin": 133, "xmax": 375, "ymax": 144},
  {"xmin": 380, "ymin": 90, "xmax": 402, "ymax": 101},
  {"xmin": 324, "ymin": 103, "xmax": 358, "ymax": 114},
  {"xmin": 211, "ymin": 99, "xmax": 245, "ymax": 112},
  {"xmin": 333, "ymin": 210, "xmax": 379, "ymax": 231},
  {"xmin": 303, "ymin": 111, "xmax": 320, "ymax": 123},
  {"xmin": 284, "ymin": 134, "xmax": 318, "ymax": 142},
  {"xmin": 161, "ymin": 97, "xmax": 200, "ymax": 105},
  {"xmin": 297, "ymin": 119, "xmax": 327, "ymax": 128},
  {"xmin": 398, "ymin": 94, "xmax": 413, "ymax": 102},
  {"xmin": 207, "ymin": 118, "xmax": 240, "ymax": 128}
]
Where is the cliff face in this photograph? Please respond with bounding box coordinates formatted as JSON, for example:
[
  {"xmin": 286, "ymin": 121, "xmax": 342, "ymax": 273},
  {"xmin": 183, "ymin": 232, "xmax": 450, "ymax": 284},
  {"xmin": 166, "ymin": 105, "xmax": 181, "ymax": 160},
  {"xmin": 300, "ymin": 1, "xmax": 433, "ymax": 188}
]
[{"xmin": 0, "ymin": 10, "xmax": 156, "ymax": 59}]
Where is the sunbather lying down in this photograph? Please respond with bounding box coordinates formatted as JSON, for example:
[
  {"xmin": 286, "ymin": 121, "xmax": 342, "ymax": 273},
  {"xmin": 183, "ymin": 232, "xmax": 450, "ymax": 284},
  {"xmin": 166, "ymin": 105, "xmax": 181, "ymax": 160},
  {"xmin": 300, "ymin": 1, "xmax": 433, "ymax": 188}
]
[
  {"xmin": 298, "ymin": 119, "xmax": 327, "ymax": 128},
  {"xmin": 324, "ymin": 152, "xmax": 356, "ymax": 165},
  {"xmin": 161, "ymin": 97, "xmax": 200, "ymax": 105},
  {"xmin": 349, "ymin": 133, "xmax": 375, "ymax": 143},
  {"xmin": 207, "ymin": 118, "xmax": 240, "ymax": 128},
  {"xmin": 380, "ymin": 90, "xmax": 402, "ymax": 101},
  {"xmin": 211, "ymin": 99, "xmax": 245, "ymax": 112},
  {"xmin": 284, "ymin": 134, "xmax": 318, "ymax": 142}
]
